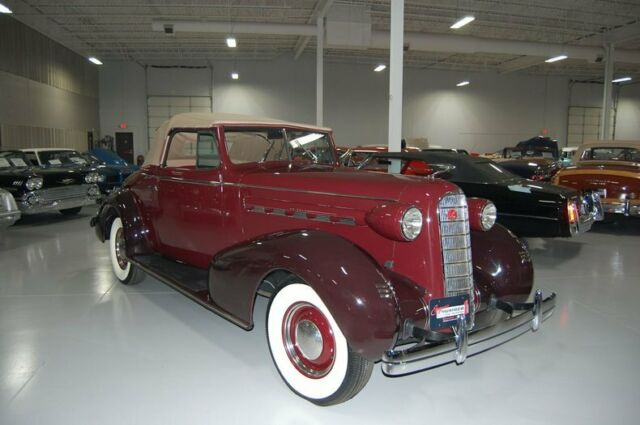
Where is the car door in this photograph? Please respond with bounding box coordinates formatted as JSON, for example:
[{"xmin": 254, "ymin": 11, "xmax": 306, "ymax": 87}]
[{"xmin": 155, "ymin": 130, "xmax": 226, "ymax": 269}]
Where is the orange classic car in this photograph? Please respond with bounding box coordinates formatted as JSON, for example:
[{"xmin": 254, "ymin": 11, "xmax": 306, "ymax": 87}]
[{"xmin": 552, "ymin": 141, "xmax": 640, "ymax": 217}]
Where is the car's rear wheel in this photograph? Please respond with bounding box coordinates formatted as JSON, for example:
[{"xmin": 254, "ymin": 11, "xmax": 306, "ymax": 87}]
[
  {"xmin": 267, "ymin": 283, "xmax": 373, "ymax": 406},
  {"xmin": 109, "ymin": 217, "xmax": 144, "ymax": 285},
  {"xmin": 60, "ymin": 207, "xmax": 82, "ymax": 216}
]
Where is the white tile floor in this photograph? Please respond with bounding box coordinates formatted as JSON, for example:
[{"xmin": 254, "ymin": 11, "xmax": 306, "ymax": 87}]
[{"xmin": 1, "ymin": 207, "xmax": 639, "ymax": 425}]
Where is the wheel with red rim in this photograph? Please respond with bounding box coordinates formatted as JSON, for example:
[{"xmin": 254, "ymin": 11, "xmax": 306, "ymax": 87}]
[
  {"xmin": 109, "ymin": 217, "xmax": 145, "ymax": 285},
  {"xmin": 267, "ymin": 283, "xmax": 373, "ymax": 405}
]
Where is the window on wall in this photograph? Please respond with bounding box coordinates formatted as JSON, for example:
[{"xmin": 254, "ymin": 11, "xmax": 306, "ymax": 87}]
[
  {"xmin": 567, "ymin": 106, "xmax": 615, "ymax": 146},
  {"xmin": 147, "ymin": 96, "xmax": 212, "ymax": 150}
]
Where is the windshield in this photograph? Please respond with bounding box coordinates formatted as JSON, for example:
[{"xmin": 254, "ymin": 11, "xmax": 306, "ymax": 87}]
[
  {"xmin": 224, "ymin": 127, "xmax": 335, "ymax": 165},
  {"xmin": 0, "ymin": 153, "xmax": 31, "ymax": 168},
  {"xmin": 505, "ymin": 148, "xmax": 555, "ymax": 159},
  {"xmin": 82, "ymin": 153, "xmax": 102, "ymax": 165},
  {"xmin": 581, "ymin": 147, "xmax": 640, "ymax": 162},
  {"xmin": 38, "ymin": 150, "xmax": 88, "ymax": 166}
]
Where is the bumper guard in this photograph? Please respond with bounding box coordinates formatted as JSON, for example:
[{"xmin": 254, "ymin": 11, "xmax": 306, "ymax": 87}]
[{"xmin": 382, "ymin": 289, "xmax": 556, "ymax": 376}]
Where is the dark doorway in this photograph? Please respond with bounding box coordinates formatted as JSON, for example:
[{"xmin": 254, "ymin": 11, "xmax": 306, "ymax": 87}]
[
  {"xmin": 115, "ymin": 132, "xmax": 134, "ymax": 164},
  {"xmin": 87, "ymin": 131, "xmax": 94, "ymax": 150}
]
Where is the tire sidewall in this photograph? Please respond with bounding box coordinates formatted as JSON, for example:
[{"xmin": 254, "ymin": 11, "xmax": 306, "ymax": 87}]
[
  {"xmin": 267, "ymin": 283, "xmax": 349, "ymax": 401},
  {"xmin": 109, "ymin": 217, "xmax": 132, "ymax": 282}
]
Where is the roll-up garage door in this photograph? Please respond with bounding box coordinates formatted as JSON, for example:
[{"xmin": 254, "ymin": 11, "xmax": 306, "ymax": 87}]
[
  {"xmin": 147, "ymin": 96, "xmax": 212, "ymax": 149},
  {"xmin": 567, "ymin": 106, "xmax": 615, "ymax": 146}
]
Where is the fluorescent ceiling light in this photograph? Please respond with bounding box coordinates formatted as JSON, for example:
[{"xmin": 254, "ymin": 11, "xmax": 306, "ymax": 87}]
[
  {"xmin": 374, "ymin": 64, "xmax": 386, "ymax": 72},
  {"xmin": 231, "ymin": 72, "xmax": 239, "ymax": 80},
  {"xmin": 88, "ymin": 57, "xmax": 103, "ymax": 65},
  {"xmin": 450, "ymin": 16, "xmax": 475, "ymax": 29},
  {"xmin": 612, "ymin": 76, "xmax": 632, "ymax": 83},
  {"xmin": 0, "ymin": 3, "xmax": 13, "ymax": 13},
  {"xmin": 456, "ymin": 81, "xmax": 470, "ymax": 87},
  {"xmin": 545, "ymin": 55, "xmax": 568, "ymax": 63},
  {"xmin": 226, "ymin": 37, "xmax": 237, "ymax": 48}
]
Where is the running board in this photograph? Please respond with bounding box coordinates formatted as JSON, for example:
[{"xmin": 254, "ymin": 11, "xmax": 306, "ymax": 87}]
[{"xmin": 131, "ymin": 254, "xmax": 252, "ymax": 330}]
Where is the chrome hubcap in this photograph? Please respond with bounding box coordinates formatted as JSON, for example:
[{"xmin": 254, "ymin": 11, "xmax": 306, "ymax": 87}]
[
  {"xmin": 282, "ymin": 302, "xmax": 336, "ymax": 378},
  {"xmin": 295, "ymin": 320, "xmax": 323, "ymax": 360},
  {"xmin": 115, "ymin": 227, "xmax": 128, "ymax": 270}
]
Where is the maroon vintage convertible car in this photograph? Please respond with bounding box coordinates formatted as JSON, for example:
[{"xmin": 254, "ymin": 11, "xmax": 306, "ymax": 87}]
[{"xmin": 91, "ymin": 113, "xmax": 555, "ymax": 405}]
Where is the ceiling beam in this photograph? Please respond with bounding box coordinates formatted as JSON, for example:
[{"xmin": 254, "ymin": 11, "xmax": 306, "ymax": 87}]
[
  {"xmin": 5, "ymin": 0, "xmax": 94, "ymax": 58},
  {"xmin": 293, "ymin": 0, "xmax": 334, "ymax": 60},
  {"xmin": 151, "ymin": 20, "xmax": 640, "ymax": 65},
  {"xmin": 498, "ymin": 56, "xmax": 547, "ymax": 74},
  {"xmin": 604, "ymin": 20, "xmax": 640, "ymax": 44}
]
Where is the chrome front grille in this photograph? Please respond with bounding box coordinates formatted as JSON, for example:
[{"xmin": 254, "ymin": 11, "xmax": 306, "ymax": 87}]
[
  {"xmin": 36, "ymin": 185, "xmax": 89, "ymax": 202},
  {"xmin": 438, "ymin": 193, "xmax": 473, "ymax": 296}
]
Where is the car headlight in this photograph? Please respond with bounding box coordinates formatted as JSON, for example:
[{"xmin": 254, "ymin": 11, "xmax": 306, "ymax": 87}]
[
  {"xmin": 480, "ymin": 202, "xmax": 497, "ymax": 230},
  {"xmin": 25, "ymin": 177, "xmax": 43, "ymax": 191},
  {"xmin": 85, "ymin": 172, "xmax": 102, "ymax": 183},
  {"xmin": 401, "ymin": 207, "xmax": 423, "ymax": 240},
  {"xmin": 467, "ymin": 198, "xmax": 496, "ymax": 231},
  {"xmin": 96, "ymin": 173, "xmax": 105, "ymax": 183}
]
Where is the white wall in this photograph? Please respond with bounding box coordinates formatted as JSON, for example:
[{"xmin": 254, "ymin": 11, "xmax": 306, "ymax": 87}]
[
  {"xmin": 616, "ymin": 84, "xmax": 640, "ymax": 140},
  {"xmin": 100, "ymin": 55, "xmax": 640, "ymax": 157},
  {"xmin": 99, "ymin": 64, "xmax": 216, "ymax": 160}
]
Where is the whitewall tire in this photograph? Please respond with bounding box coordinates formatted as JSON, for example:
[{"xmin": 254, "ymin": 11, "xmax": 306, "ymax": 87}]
[
  {"xmin": 267, "ymin": 283, "xmax": 373, "ymax": 405},
  {"xmin": 109, "ymin": 217, "xmax": 144, "ymax": 285}
]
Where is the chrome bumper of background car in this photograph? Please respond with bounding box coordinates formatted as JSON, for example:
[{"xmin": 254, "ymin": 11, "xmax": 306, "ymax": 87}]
[
  {"xmin": 0, "ymin": 210, "xmax": 21, "ymax": 227},
  {"xmin": 382, "ymin": 289, "xmax": 556, "ymax": 376},
  {"xmin": 570, "ymin": 192, "xmax": 604, "ymax": 235},
  {"xmin": 18, "ymin": 185, "xmax": 101, "ymax": 214},
  {"xmin": 601, "ymin": 199, "xmax": 640, "ymax": 217}
]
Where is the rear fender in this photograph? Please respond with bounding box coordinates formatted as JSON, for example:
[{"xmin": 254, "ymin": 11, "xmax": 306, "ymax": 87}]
[
  {"xmin": 209, "ymin": 230, "xmax": 421, "ymax": 361},
  {"xmin": 94, "ymin": 188, "xmax": 154, "ymax": 258}
]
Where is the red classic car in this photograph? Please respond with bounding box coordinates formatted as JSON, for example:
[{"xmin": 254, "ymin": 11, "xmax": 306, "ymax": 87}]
[
  {"xmin": 552, "ymin": 141, "xmax": 640, "ymax": 217},
  {"xmin": 91, "ymin": 113, "xmax": 555, "ymax": 405}
]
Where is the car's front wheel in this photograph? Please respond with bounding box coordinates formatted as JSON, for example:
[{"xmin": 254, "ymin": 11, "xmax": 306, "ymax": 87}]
[
  {"xmin": 267, "ymin": 283, "xmax": 373, "ymax": 406},
  {"xmin": 109, "ymin": 217, "xmax": 144, "ymax": 285}
]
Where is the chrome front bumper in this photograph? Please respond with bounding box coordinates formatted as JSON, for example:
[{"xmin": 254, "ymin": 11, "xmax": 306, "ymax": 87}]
[
  {"xmin": 18, "ymin": 185, "xmax": 100, "ymax": 215},
  {"xmin": 601, "ymin": 199, "xmax": 640, "ymax": 217},
  {"xmin": 382, "ymin": 289, "xmax": 556, "ymax": 376},
  {"xmin": 0, "ymin": 210, "xmax": 21, "ymax": 228}
]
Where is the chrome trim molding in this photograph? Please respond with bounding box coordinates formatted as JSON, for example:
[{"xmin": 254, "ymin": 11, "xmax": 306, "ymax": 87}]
[
  {"xmin": 246, "ymin": 204, "xmax": 356, "ymax": 226},
  {"xmin": 381, "ymin": 289, "xmax": 556, "ymax": 376},
  {"xmin": 499, "ymin": 212, "xmax": 559, "ymax": 221},
  {"xmin": 226, "ymin": 182, "xmax": 396, "ymax": 202},
  {"xmin": 159, "ymin": 176, "xmax": 222, "ymax": 186}
]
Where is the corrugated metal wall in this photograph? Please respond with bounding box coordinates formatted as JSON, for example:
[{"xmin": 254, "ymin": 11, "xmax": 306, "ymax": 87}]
[
  {"xmin": 0, "ymin": 125, "xmax": 88, "ymax": 151},
  {"xmin": 0, "ymin": 15, "xmax": 98, "ymax": 150},
  {"xmin": 0, "ymin": 16, "xmax": 98, "ymax": 98}
]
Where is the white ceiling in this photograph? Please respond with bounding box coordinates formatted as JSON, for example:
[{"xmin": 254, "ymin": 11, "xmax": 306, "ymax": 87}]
[{"xmin": 6, "ymin": 0, "xmax": 640, "ymax": 80}]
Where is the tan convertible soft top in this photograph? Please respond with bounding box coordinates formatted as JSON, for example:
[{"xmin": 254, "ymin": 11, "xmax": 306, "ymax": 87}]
[{"xmin": 146, "ymin": 112, "xmax": 331, "ymax": 166}]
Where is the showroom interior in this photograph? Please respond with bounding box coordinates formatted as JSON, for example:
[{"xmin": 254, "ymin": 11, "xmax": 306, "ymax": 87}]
[{"xmin": 1, "ymin": 0, "xmax": 639, "ymax": 423}]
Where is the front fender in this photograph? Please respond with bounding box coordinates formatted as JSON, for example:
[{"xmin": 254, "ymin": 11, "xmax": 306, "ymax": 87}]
[
  {"xmin": 209, "ymin": 230, "xmax": 416, "ymax": 361},
  {"xmin": 471, "ymin": 224, "xmax": 534, "ymax": 306}
]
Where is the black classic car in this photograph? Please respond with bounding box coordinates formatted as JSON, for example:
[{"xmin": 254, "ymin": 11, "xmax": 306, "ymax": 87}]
[
  {"xmin": 0, "ymin": 151, "xmax": 102, "ymax": 216},
  {"xmin": 496, "ymin": 137, "xmax": 561, "ymax": 181},
  {"xmin": 348, "ymin": 149, "xmax": 602, "ymax": 237}
]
